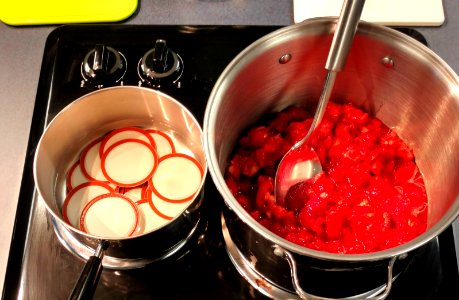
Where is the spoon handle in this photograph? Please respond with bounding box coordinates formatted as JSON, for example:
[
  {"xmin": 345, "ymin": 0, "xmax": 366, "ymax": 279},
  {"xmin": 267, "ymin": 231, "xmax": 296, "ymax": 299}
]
[
  {"xmin": 293, "ymin": 0, "xmax": 366, "ymax": 149},
  {"xmin": 326, "ymin": 0, "xmax": 366, "ymax": 71}
]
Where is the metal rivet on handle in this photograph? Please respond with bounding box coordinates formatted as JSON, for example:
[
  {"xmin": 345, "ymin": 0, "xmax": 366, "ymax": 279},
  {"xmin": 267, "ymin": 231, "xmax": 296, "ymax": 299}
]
[
  {"xmin": 381, "ymin": 56, "xmax": 395, "ymax": 68},
  {"xmin": 279, "ymin": 53, "xmax": 292, "ymax": 64}
]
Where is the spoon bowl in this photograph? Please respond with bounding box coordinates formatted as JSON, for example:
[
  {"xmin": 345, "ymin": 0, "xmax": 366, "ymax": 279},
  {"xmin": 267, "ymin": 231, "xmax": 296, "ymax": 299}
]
[{"xmin": 275, "ymin": 143, "xmax": 322, "ymax": 205}]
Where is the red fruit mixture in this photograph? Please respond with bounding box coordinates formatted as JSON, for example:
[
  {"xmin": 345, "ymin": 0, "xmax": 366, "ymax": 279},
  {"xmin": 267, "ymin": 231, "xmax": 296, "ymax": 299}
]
[{"xmin": 224, "ymin": 102, "xmax": 428, "ymax": 254}]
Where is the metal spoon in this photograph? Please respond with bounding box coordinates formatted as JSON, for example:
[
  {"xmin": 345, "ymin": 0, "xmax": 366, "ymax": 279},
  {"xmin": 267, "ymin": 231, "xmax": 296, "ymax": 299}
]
[{"xmin": 275, "ymin": 0, "xmax": 366, "ymax": 206}]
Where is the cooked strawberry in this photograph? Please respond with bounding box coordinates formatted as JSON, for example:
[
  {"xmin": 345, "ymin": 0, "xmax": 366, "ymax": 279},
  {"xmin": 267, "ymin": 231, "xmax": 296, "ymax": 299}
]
[
  {"xmin": 224, "ymin": 102, "xmax": 428, "ymax": 254},
  {"xmin": 284, "ymin": 181, "xmax": 310, "ymax": 213},
  {"xmin": 245, "ymin": 126, "xmax": 270, "ymax": 148},
  {"xmin": 286, "ymin": 120, "xmax": 312, "ymax": 144}
]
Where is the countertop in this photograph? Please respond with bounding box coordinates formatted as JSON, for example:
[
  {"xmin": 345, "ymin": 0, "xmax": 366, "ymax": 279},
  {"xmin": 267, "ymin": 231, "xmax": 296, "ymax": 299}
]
[{"xmin": 0, "ymin": 0, "xmax": 458, "ymax": 294}]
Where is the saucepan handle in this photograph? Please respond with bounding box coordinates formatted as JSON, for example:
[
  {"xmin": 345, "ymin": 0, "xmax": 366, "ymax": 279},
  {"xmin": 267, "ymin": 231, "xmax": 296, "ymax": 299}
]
[
  {"xmin": 68, "ymin": 241, "xmax": 108, "ymax": 300},
  {"xmin": 273, "ymin": 245, "xmax": 398, "ymax": 300}
]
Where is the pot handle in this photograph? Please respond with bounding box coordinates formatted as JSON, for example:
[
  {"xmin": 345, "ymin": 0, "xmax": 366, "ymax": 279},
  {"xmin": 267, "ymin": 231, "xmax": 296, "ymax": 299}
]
[
  {"xmin": 273, "ymin": 245, "xmax": 398, "ymax": 300},
  {"xmin": 68, "ymin": 241, "xmax": 108, "ymax": 300}
]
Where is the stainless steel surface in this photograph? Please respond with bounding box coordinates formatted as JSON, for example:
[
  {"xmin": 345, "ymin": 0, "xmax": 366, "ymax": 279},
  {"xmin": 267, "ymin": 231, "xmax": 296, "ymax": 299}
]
[
  {"xmin": 1, "ymin": 0, "xmax": 459, "ymax": 295},
  {"xmin": 223, "ymin": 214, "xmax": 398, "ymax": 300},
  {"xmin": 221, "ymin": 216, "xmax": 298, "ymax": 300},
  {"xmin": 204, "ymin": 17, "xmax": 459, "ymax": 296},
  {"xmin": 34, "ymin": 86, "xmax": 207, "ymax": 261},
  {"xmin": 93, "ymin": 241, "xmax": 106, "ymax": 259},
  {"xmin": 273, "ymin": 246, "xmax": 396, "ymax": 300},
  {"xmin": 52, "ymin": 212, "xmax": 202, "ymax": 269},
  {"xmin": 325, "ymin": 0, "xmax": 366, "ymax": 71}
]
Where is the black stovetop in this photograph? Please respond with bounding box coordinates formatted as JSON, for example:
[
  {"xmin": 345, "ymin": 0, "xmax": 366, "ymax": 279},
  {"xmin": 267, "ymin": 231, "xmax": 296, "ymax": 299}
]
[{"xmin": 2, "ymin": 25, "xmax": 459, "ymax": 300}]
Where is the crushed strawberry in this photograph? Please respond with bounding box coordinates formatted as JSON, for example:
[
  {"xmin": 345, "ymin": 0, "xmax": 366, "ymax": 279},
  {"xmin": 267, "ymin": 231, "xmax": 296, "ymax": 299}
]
[
  {"xmin": 224, "ymin": 102, "xmax": 428, "ymax": 254},
  {"xmin": 285, "ymin": 181, "xmax": 310, "ymax": 213}
]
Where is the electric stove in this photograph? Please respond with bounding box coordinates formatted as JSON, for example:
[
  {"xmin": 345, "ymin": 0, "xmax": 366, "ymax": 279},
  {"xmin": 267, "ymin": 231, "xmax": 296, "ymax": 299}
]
[{"xmin": 2, "ymin": 25, "xmax": 458, "ymax": 300}]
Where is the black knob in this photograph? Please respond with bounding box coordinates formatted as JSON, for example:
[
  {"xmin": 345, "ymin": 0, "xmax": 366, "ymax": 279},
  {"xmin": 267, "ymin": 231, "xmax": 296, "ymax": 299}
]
[
  {"xmin": 151, "ymin": 39, "xmax": 168, "ymax": 73},
  {"xmin": 138, "ymin": 39, "xmax": 183, "ymax": 87},
  {"xmin": 81, "ymin": 44, "xmax": 126, "ymax": 86}
]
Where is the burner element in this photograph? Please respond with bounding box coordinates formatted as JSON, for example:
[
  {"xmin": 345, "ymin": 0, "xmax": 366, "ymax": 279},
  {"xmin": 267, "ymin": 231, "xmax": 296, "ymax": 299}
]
[
  {"xmin": 138, "ymin": 39, "xmax": 183, "ymax": 88},
  {"xmin": 81, "ymin": 44, "xmax": 127, "ymax": 87}
]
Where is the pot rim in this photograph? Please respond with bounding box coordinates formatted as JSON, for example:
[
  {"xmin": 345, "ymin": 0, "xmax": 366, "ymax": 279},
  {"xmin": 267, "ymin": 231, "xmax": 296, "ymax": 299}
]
[
  {"xmin": 203, "ymin": 17, "xmax": 459, "ymax": 262},
  {"xmin": 34, "ymin": 85, "xmax": 208, "ymax": 242}
]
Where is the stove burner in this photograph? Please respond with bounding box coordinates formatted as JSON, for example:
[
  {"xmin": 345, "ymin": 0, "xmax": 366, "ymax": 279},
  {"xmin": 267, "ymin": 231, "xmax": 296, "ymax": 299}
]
[
  {"xmin": 222, "ymin": 215, "xmax": 398, "ymax": 300},
  {"xmin": 3, "ymin": 25, "xmax": 458, "ymax": 300},
  {"xmin": 52, "ymin": 215, "xmax": 203, "ymax": 269}
]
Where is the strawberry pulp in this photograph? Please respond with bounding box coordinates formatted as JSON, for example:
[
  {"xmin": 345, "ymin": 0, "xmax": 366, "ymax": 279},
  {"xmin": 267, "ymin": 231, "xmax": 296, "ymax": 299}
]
[{"xmin": 224, "ymin": 102, "xmax": 428, "ymax": 254}]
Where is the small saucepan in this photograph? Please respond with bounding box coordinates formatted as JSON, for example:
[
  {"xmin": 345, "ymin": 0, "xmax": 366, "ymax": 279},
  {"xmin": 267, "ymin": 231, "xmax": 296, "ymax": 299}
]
[{"xmin": 33, "ymin": 86, "xmax": 207, "ymax": 299}]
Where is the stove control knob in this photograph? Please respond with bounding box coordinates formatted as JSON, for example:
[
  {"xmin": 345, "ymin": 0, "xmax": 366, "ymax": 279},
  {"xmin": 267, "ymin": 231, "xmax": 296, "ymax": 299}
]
[
  {"xmin": 81, "ymin": 44, "xmax": 126, "ymax": 86},
  {"xmin": 138, "ymin": 39, "xmax": 183, "ymax": 87}
]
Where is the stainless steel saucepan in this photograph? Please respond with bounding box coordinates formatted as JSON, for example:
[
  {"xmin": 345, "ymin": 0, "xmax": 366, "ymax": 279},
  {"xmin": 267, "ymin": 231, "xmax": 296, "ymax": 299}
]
[
  {"xmin": 204, "ymin": 17, "xmax": 459, "ymax": 299},
  {"xmin": 34, "ymin": 86, "xmax": 207, "ymax": 299}
]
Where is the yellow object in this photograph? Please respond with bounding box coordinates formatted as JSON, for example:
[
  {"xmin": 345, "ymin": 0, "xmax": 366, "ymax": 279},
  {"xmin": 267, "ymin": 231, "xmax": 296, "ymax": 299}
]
[{"xmin": 0, "ymin": 0, "xmax": 138, "ymax": 26}]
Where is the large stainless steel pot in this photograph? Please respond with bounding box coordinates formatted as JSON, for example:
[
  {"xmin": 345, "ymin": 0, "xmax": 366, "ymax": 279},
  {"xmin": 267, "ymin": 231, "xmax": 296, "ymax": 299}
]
[
  {"xmin": 204, "ymin": 18, "xmax": 459, "ymax": 299},
  {"xmin": 34, "ymin": 86, "xmax": 207, "ymax": 298}
]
